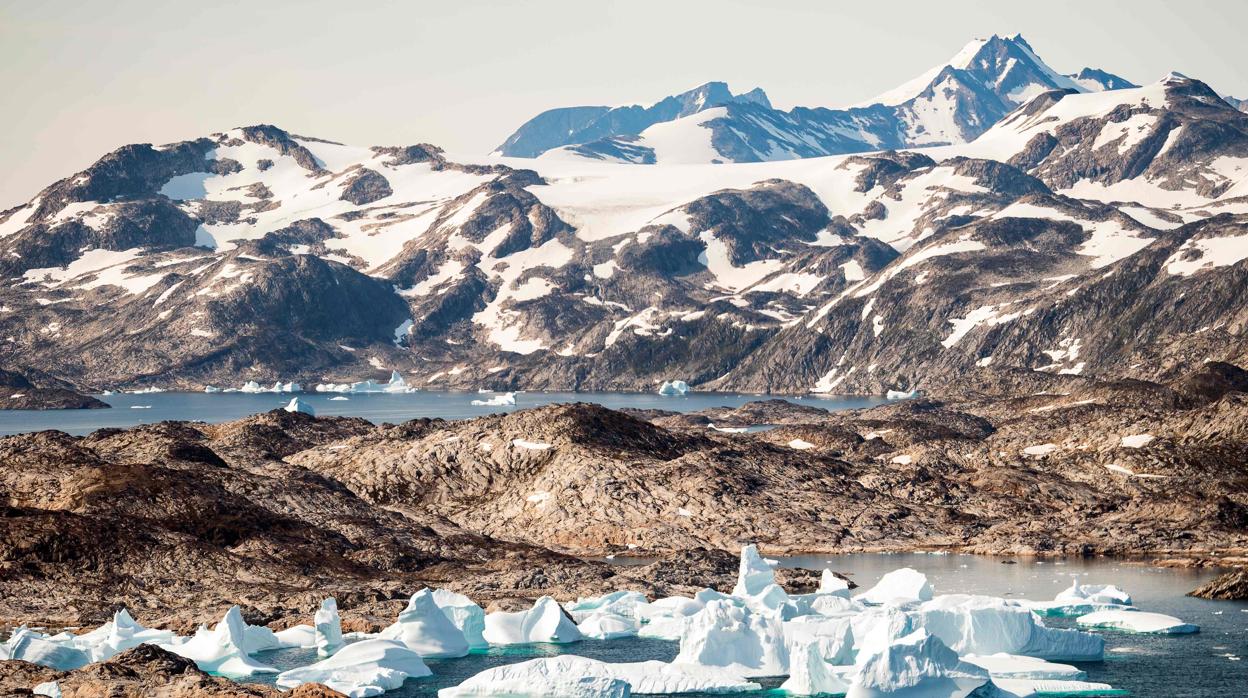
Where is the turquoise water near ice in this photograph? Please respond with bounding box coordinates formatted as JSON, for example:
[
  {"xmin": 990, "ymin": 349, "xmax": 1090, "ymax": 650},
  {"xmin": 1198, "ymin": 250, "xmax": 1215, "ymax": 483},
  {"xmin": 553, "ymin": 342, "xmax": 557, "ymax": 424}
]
[
  {"xmin": 0, "ymin": 391, "xmax": 887, "ymax": 436},
  {"xmin": 243, "ymin": 554, "xmax": 1247, "ymax": 697}
]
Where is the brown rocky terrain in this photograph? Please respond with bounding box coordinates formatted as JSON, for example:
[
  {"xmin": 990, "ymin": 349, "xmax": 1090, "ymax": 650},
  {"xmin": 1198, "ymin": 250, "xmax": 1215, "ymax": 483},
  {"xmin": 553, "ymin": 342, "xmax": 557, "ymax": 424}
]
[
  {"xmin": 1189, "ymin": 569, "xmax": 1248, "ymax": 600},
  {"xmin": 0, "ymin": 369, "xmax": 107, "ymax": 410}
]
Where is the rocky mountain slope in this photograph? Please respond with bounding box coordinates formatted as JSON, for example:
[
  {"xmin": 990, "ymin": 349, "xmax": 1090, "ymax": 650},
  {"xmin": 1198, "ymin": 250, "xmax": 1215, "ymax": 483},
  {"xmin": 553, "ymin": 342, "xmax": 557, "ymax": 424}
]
[
  {"xmin": 501, "ymin": 35, "xmax": 1137, "ymax": 164},
  {"xmin": 0, "ymin": 65, "xmax": 1245, "ymax": 395}
]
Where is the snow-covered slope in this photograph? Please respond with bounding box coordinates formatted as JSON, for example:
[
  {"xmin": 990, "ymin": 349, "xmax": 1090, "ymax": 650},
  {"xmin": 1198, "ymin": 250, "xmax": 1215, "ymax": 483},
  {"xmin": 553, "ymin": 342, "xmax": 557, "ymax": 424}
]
[
  {"xmin": 500, "ymin": 35, "xmax": 1137, "ymax": 166},
  {"xmin": 1, "ymin": 70, "xmax": 1246, "ymax": 393}
]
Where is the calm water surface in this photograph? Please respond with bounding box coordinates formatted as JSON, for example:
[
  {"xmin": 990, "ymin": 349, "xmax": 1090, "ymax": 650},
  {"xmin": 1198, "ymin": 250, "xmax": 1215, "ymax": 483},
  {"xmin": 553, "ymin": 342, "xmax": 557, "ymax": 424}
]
[
  {"xmin": 242, "ymin": 554, "xmax": 1246, "ymax": 697},
  {"xmin": 0, "ymin": 391, "xmax": 888, "ymax": 436}
]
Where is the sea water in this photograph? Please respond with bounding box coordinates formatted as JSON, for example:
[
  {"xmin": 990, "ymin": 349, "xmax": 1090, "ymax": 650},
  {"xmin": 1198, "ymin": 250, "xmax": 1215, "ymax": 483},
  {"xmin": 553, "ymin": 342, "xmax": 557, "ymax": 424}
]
[
  {"xmin": 0, "ymin": 391, "xmax": 888, "ymax": 436},
  {"xmin": 244, "ymin": 553, "xmax": 1246, "ymax": 697}
]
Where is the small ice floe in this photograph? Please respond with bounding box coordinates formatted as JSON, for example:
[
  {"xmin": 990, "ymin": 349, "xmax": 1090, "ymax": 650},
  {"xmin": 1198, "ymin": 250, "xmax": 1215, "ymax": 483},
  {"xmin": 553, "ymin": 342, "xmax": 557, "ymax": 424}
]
[
  {"xmin": 329, "ymin": 396, "xmax": 349, "ymax": 401},
  {"xmin": 1077, "ymin": 609, "xmax": 1199, "ymax": 634},
  {"xmin": 276, "ymin": 639, "xmax": 431, "ymax": 696},
  {"xmin": 886, "ymin": 387, "xmax": 920, "ymax": 400},
  {"xmin": 471, "ymin": 392, "xmax": 516, "ymax": 406},
  {"xmin": 708, "ymin": 423, "xmax": 749, "ymax": 433},
  {"xmin": 283, "ymin": 397, "xmax": 315, "ymax": 415},
  {"xmin": 483, "ymin": 596, "xmax": 582, "ymax": 645},
  {"xmin": 658, "ymin": 380, "xmax": 690, "ymax": 396},
  {"xmin": 129, "ymin": 405, "xmax": 152, "ymax": 409},
  {"xmin": 203, "ymin": 386, "xmax": 221, "ymax": 393}
]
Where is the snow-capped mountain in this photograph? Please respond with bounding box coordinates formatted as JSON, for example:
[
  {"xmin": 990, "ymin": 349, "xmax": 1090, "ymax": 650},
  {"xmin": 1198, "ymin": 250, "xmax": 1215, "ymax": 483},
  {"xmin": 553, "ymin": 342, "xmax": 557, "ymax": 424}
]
[
  {"xmin": 2, "ymin": 66, "xmax": 1246, "ymax": 394},
  {"xmin": 499, "ymin": 34, "xmax": 1137, "ymax": 165}
]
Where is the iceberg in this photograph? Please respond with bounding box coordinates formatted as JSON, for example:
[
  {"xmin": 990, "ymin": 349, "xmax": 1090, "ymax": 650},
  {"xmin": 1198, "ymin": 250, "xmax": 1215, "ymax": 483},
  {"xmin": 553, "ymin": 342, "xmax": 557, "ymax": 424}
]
[
  {"xmin": 818, "ymin": 569, "xmax": 852, "ymax": 596},
  {"xmin": 315, "ymin": 597, "xmax": 344, "ymax": 657},
  {"xmin": 0, "ymin": 627, "xmax": 89, "ymax": 671},
  {"xmin": 847, "ymin": 629, "xmax": 989, "ymax": 698},
  {"xmin": 438, "ymin": 655, "xmax": 760, "ymax": 698},
  {"xmin": 273, "ymin": 623, "xmax": 317, "ymax": 649},
  {"xmin": 283, "ymin": 397, "xmax": 315, "ymax": 415},
  {"xmin": 230, "ymin": 380, "xmax": 301, "ymax": 393},
  {"xmin": 433, "ymin": 588, "xmax": 488, "ymax": 649},
  {"xmin": 578, "ymin": 611, "xmax": 640, "ymax": 640},
  {"xmin": 1076, "ymin": 609, "xmax": 1199, "ymax": 634},
  {"xmin": 916, "ymin": 595, "xmax": 1104, "ymax": 661},
  {"xmin": 659, "ymin": 380, "xmax": 691, "ymax": 396},
  {"xmin": 783, "ymin": 616, "xmax": 856, "ymax": 666},
  {"xmin": 160, "ymin": 606, "xmax": 277, "ymax": 678},
  {"xmin": 379, "ymin": 588, "xmax": 470, "ymax": 658},
  {"xmin": 275, "ymin": 638, "xmax": 432, "ymax": 697},
  {"xmin": 1056, "ymin": 580, "xmax": 1132, "ymax": 606},
  {"xmin": 203, "ymin": 386, "xmax": 221, "ymax": 393},
  {"xmin": 961, "ymin": 653, "xmax": 1086, "ymax": 680},
  {"xmin": 33, "ymin": 681, "xmax": 61, "ymax": 698},
  {"xmin": 67, "ymin": 608, "xmax": 177, "ymax": 662},
  {"xmin": 471, "ymin": 392, "xmax": 517, "ymax": 406},
  {"xmin": 565, "ymin": 590, "xmax": 649, "ymax": 622},
  {"xmin": 855, "ymin": 568, "xmax": 933, "ymax": 605},
  {"xmin": 886, "ymin": 388, "xmax": 919, "ymax": 400},
  {"xmin": 674, "ymin": 600, "xmax": 789, "ymax": 677},
  {"xmin": 483, "ymin": 596, "xmax": 583, "ymax": 645},
  {"xmin": 781, "ymin": 639, "xmax": 852, "ymax": 696},
  {"xmin": 991, "ymin": 678, "xmax": 1121, "ymax": 697},
  {"xmin": 731, "ymin": 544, "xmax": 777, "ymax": 598},
  {"xmin": 316, "ymin": 370, "xmax": 417, "ymax": 394}
]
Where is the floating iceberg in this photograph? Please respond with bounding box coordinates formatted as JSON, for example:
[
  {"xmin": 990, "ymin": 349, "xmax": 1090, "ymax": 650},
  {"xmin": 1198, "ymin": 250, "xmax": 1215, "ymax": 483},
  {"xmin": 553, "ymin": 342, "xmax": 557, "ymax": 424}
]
[
  {"xmin": 886, "ymin": 388, "xmax": 919, "ymax": 400},
  {"xmin": 438, "ymin": 655, "xmax": 760, "ymax": 698},
  {"xmin": 0, "ymin": 627, "xmax": 90, "ymax": 671},
  {"xmin": 379, "ymin": 589, "xmax": 470, "ymax": 658},
  {"xmin": 731, "ymin": 544, "xmax": 777, "ymax": 598},
  {"xmin": 674, "ymin": 600, "xmax": 788, "ymax": 678},
  {"xmin": 1076, "ymin": 609, "xmax": 1198, "ymax": 634},
  {"xmin": 578, "ymin": 612, "xmax": 640, "ymax": 640},
  {"xmin": 992, "ymin": 678, "xmax": 1121, "ymax": 697},
  {"xmin": 229, "ymin": 380, "xmax": 301, "ymax": 394},
  {"xmin": 275, "ymin": 638, "xmax": 432, "ymax": 697},
  {"xmin": 203, "ymin": 386, "xmax": 221, "ymax": 393},
  {"xmin": 433, "ymin": 588, "xmax": 488, "ymax": 649},
  {"xmin": 315, "ymin": 598, "xmax": 343, "ymax": 657},
  {"xmin": 818, "ymin": 569, "xmax": 852, "ymax": 597},
  {"xmin": 471, "ymin": 392, "xmax": 516, "ymax": 406},
  {"xmin": 855, "ymin": 568, "xmax": 933, "ymax": 605},
  {"xmin": 483, "ymin": 596, "xmax": 583, "ymax": 645},
  {"xmin": 916, "ymin": 595, "xmax": 1104, "ymax": 661},
  {"xmin": 783, "ymin": 616, "xmax": 856, "ymax": 666},
  {"xmin": 781, "ymin": 639, "xmax": 852, "ymax": 696},
  {"xmin": 1028, "ymin": 580, "xmax": 1134, "ymax": 616},
  {"xmin": 67, "ymin": 608, "xmax": 177, "ymax": 662},
  {"xmin": 316, "ymin": 371, "xmax": 416, "ymax": 394},
  {"xmin": 848, "ymin": 629, "xmax": 989, "ymax": 698},
  {"xmin": 160, "ymin": 606, "xmax": 277, "ymax": 678},
  {"xmin": 284, "ymin": 397, "xmax": 315, "ymax": 415},
  {"xmin": 659, "ymin": 380, "xmax": 690, "ymax": 396},
  {"xmin": 565, "ymin": 590, "xmax": 649, "ymax": 623},
  {"xmin": 961, "ymin": 653, "xmax": 1086, "ymax": 680}
]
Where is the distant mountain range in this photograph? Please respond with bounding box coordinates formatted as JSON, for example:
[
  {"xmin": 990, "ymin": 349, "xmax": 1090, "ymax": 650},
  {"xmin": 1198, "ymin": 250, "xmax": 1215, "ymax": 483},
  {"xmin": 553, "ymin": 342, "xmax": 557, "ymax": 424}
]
[
  {"xmin": 497, "ymin": 35, "xmax": 1144, "ymax": 164},
  {"xmin": 2, "ymin": 37, "xmax": 1246, "ymax": 396}
]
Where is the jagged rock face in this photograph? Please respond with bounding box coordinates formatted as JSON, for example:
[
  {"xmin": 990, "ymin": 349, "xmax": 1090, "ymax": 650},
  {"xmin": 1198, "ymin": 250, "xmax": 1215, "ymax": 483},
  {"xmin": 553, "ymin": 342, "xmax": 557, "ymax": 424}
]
[
  {"xmin": 1189, "ymin": 569, "xmax": 1248, "ymax": 599},
  {"xmin": 0, "ymin": 369, "xmax": 106, "ymax": 410}
]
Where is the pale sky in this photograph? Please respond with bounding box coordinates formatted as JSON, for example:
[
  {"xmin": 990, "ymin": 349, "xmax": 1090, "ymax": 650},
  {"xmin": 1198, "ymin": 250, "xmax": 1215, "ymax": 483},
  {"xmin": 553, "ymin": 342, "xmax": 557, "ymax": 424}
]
[{"xmin": 2, "ymin": 0, "xmax": 1245, "ymax": 207}]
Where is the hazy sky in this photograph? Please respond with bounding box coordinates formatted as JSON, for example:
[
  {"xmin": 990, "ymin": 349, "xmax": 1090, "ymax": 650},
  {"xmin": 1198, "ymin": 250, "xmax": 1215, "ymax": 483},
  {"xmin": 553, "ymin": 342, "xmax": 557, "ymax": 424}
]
[{"xmin": 3, "ymin": 0, "xmax": 1246, "ymax": 207}]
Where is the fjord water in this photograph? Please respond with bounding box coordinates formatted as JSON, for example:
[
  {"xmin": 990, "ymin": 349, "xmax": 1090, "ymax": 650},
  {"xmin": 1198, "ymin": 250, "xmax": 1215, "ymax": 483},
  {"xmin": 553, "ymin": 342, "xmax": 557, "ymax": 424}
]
[
  {"xmin": 245, "ymin": 554, "xmax": 1247, "ymax": 697},
  {"xmin": 0, "ymin": 391, "xmax": 889, "ymax": 436}
]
